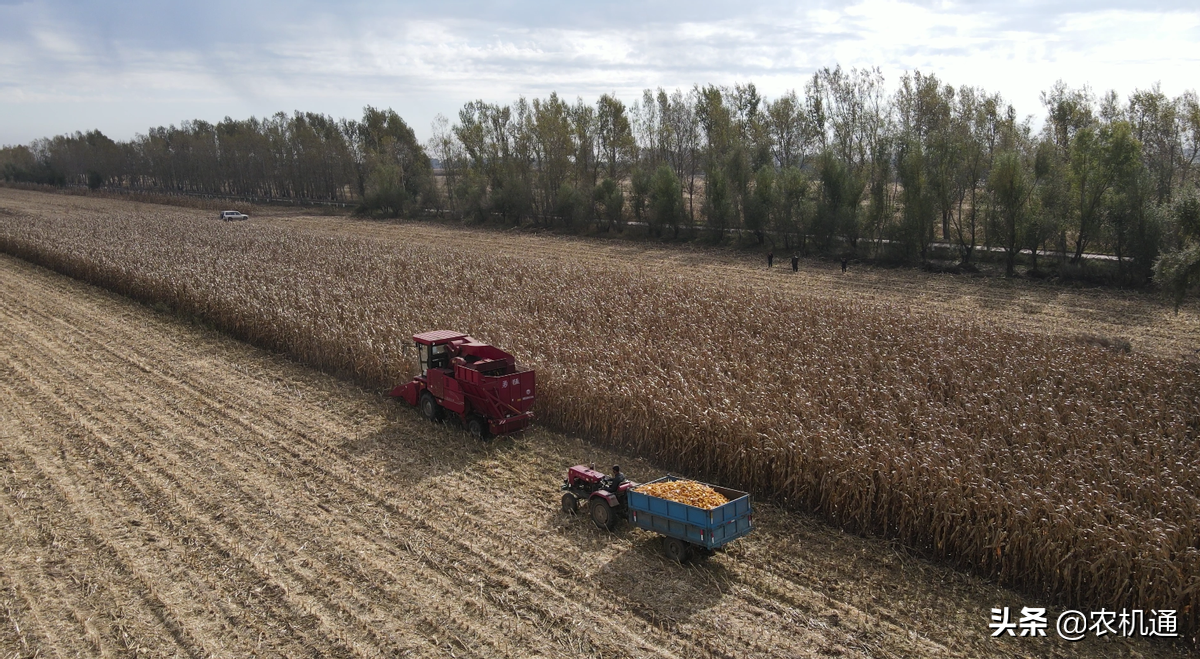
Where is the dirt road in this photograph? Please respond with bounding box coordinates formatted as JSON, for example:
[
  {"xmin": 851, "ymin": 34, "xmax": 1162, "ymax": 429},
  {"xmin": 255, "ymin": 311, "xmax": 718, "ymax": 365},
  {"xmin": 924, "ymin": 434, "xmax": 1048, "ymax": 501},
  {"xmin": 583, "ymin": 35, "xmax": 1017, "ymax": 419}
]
[{"xmin": 0, "ymin": 254, "xmax": 1185, "ymax": 657}]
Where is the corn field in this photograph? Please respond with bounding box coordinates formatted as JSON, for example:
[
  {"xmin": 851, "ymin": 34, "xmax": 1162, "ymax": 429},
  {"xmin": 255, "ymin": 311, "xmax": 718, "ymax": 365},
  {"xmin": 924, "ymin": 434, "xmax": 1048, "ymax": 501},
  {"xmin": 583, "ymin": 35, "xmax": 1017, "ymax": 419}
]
[{"xmin": 1, "ymin": 198, "xmax": 1198, "ymax": 637}]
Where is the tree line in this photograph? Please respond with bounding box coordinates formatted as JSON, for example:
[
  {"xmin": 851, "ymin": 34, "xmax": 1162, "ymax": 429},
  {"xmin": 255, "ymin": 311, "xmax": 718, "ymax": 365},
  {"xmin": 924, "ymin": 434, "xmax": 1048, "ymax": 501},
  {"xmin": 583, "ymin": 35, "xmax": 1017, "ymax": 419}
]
[
  {"xmin": 3, "ymin": 67, "xmax": 1200, "ymax": 293},
  {"xmin": 0, "ymin": 107, "xmax": 432, "ymax": 214},
  {"xmin": 428, "ymin": 69, "xmax": 1200, "ymax": 289}
]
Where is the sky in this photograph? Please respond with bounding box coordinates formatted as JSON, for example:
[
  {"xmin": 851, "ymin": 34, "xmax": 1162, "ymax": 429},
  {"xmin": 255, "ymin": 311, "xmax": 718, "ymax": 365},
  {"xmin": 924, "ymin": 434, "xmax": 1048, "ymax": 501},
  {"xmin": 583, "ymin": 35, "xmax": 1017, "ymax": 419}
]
[{"xmin": 1, "ymin": 0, "xmax": 1198, "ymax": 146}]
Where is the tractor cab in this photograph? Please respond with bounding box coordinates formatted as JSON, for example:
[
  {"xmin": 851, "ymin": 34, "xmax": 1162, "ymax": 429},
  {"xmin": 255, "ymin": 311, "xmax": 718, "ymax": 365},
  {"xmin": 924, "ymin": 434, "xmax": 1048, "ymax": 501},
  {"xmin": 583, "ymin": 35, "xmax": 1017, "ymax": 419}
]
[{"xmin": 561, "ymin": 464, "xmax": 638, "ymax": 529}]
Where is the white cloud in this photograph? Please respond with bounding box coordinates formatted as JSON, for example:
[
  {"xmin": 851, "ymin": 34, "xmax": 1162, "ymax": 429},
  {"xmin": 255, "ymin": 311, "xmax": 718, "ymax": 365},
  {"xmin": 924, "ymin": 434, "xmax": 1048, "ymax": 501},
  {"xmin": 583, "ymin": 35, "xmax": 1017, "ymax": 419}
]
[{"xmin": 1, "ymin": 0, "xmax": 1198, "ymax": 144}]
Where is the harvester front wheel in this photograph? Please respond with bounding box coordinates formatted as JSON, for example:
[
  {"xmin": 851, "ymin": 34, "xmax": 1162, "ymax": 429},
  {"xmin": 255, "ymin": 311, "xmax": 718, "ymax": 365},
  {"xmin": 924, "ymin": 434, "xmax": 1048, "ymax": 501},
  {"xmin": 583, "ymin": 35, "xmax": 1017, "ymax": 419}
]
[
  {"xmin": 466, "ymin": 415, "xmax": 490, "ymax": 441},
  {"xmin": 561, "ymin": 492, "xmax": 579, "ymax": 515},
  {"xmin": 589, "ymin": 498, "xmax": 615, "ymax": 530},
  {"xmin": 419, "ymin": 392, "xmax": 442, "ymax": 421}
]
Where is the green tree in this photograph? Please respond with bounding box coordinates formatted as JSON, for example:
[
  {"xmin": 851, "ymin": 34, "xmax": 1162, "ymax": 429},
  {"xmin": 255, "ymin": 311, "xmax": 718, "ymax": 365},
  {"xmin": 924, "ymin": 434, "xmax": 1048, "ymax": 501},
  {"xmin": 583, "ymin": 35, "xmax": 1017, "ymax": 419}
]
[
  {"xmin": 744, "ymin": 166, "xmax": 775, "ymax": 244},
  {"xmin": 988, "ymin": 150, "xmax": 1036, "ymax": 276},
  {"xmin": 354, "ymin": 106, "xmax": 433, "ymax": 215},
  {"xmin": 774, "ymin": 166, "xmax": 812, "ymax": 250},
  {"xmin": 629, "ymin": 166, "xmax": 651, "ymax": 227},
  {"xmin": 895, "ymin": 138, "xmax": 936, "ymax": 262},
  {"xmin": 427, "ymin": 114, "xmax": 464, "ymax": 217},
  {"xmin": 360, "ymin": 163, "xmax": 411, "ymax": 216},
  {"xmin": 703, "ymin": 167, "xmax": 734, "ymax": 242},
  {"xmin": 554, "ymin": 181, "xmax": 586, "ymax": 227},
  {"xmin": 594, "ymin": 177, "xmax": 625, "ymax": 232},
  {"xmin": 1102, "ymin": 121, "xmax": 1156, "ymax": 282},
  {"xmin": 491, "ymin": 168, "xmax": 533, "ymax": 224},
  {"xmin": 895, "ymin": 71, "xmax": 955, "ymax": 240},
  {"xmin": 1026, "ymin": 139, "xmax": 1064, "ymax": 272},
  {"xmin": 766, "ymin": 90, "xmax": 816, "ymax": 170},
  {"xmin": 1154, "ymin": 189, "xmax": 1200, "ymax": 308},
  {"xmin": 455, "ymin": 168, "xmax": 490, "ymax": 223},
  {"xmin": 696, "ymin": 85, "xmax": 738, "ymax": 237},
  {"xmin": 596, "ymin": 94, "xmax": 636, "ymax": 182},
  {"xmin": 571, "ymin": 97, "xmax": 599, "ymax": 216},
  {"xmin": 1069, "ymin": 121, "xmax": 1137, "ymax": 263},
  {"xmin": 649, "ymin": 164, "xmax": 684, "ymax": 238},
  {"xmin": 815, "ymin": 150, "xmax": 863, "ymax": 253},
  {"xmin": 806, "ymin": 66, "xmax": 888, "ymax": 250},
  {"xmin": 947, "ymin": 89, "xmax": 1006, "ymax": 265},
  {"xmin": 531, "ymin": 93, "xmax": 575, "ymax": 225}
]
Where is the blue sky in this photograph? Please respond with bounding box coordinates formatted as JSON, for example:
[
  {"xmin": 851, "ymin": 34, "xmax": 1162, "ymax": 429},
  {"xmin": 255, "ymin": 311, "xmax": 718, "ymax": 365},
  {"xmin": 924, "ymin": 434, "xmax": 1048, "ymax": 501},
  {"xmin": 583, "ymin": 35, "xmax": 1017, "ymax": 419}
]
[{"xmin": 1, "ymin": 0, "xmax": 1198, "ymax": 145}]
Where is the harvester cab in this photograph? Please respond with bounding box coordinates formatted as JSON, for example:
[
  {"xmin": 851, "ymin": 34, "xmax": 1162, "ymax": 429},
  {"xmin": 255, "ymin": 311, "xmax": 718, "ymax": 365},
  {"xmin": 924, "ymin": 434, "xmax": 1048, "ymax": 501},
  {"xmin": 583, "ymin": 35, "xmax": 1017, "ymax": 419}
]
[
  {"xmin": 390, "ymin": 330, "xmax": 536, "ymax": 440},
  {"xmin": 419, "ymin": 342, "xmax": 451, "ymax": 371}
]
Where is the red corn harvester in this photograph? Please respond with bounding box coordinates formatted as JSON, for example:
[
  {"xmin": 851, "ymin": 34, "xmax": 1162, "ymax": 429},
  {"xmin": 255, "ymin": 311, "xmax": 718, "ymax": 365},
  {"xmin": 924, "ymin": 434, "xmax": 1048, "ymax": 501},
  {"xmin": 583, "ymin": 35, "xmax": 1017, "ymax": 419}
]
[{"xmin": 390, "ymin": 330, "xmax": 535, "ymax": 439}]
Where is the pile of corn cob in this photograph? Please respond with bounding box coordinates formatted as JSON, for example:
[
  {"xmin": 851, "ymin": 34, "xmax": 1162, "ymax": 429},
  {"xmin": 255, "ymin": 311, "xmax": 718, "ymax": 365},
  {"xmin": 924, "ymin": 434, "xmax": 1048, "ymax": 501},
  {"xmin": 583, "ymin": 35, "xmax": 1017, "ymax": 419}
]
[{"xmin": 636, "ymin": 480, "xmax": 729, "ymax": 510}]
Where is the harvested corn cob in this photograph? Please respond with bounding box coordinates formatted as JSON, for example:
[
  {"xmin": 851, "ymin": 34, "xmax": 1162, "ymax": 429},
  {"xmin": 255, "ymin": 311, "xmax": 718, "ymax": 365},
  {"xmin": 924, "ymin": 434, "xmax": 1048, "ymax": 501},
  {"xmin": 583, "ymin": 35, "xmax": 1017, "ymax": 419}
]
[{"xmin": 636, "ymin": 480, "xmax": 729, "ymax": 510}]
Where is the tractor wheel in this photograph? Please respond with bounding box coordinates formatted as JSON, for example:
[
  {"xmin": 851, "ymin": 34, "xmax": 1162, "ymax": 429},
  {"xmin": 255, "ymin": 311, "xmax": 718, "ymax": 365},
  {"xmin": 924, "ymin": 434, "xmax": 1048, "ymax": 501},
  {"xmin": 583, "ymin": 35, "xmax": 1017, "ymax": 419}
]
[
  {"xmin": 419, "ymin": 392, "xmax": 442, "ymax": 421},
  {"xmin": 589, "ymin": 497, "xmax": 615, "ymax": 530},
  {"xmin": 663, "ymin": 537, "xmax": 692, "ymax": 563},
  {"xmin": 561, "ymin": 492, "xmax": 579, "ymax": 515},
  {"xmin": 467, "ymin": 415, "xmax": 490, "ymax": 441}
]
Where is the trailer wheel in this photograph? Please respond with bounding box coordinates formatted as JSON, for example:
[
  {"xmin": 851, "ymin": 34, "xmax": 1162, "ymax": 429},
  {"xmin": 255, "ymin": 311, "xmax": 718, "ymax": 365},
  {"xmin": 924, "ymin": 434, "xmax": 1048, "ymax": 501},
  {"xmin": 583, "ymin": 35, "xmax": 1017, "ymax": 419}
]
[
  {"xmin": 561, "ymin": 492, "xmax": 579, "ymax": 515},
  {"xmin": 589, "ymin": 498, "xmax": 615, "ymax": 530},
  {"xmin": 466, "ymin": 415, "xmax": 490, "ymax": 441},
  {"xmin": 663, "ymin": 537, "xmax": 692, "ymax": 563}
]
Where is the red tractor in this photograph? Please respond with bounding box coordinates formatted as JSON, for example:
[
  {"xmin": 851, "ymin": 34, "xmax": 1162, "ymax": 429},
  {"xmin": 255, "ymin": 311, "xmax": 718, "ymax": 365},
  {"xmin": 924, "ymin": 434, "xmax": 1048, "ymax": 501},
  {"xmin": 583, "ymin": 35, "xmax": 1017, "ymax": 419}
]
[
  {"xmin": 560, "ymin": 464, "xmax": 637, "ymax": 530},
  {"xmin": 390, "ymin": 330, "xmax": 535, "ymax": 439}
]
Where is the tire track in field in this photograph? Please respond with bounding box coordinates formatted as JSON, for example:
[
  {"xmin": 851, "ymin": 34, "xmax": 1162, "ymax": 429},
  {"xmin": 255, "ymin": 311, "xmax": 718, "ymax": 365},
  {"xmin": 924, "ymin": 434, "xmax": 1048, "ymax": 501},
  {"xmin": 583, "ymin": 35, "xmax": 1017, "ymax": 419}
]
[
  {"xmin": 0, "ymin": 260, "xmax": 690, "ymax": 657},
  {"xmin": 0, "ymin": 259, "xmax": 674, "ymax": 656},
  {"xmin": 0, "ymin": 251, "xmax": 839, "ymax": 658},
  {"xmin": 0, "ymin": 272, "xmax": 535, "ymax": 652},
  {"xmin": 0, "ymin": 300, "xmax": 424, "ymax": 656},
  {"xmin": 0, "ymin": 377, "xmax": 218, "ymax": 658},
  {"xmin": 2, "ymin": 271, "xmax": 834, "ymax": 659},
  {"xmin": 0, "ymin": 361, "xmax": 353, "ymax": 656},
  {"xmin": 0, "ymin": 286, "xmax": 417, "ymax": 655},
  {"xmin": 0, "ymin": 445, "xmax": 111, "ymax": 659}
]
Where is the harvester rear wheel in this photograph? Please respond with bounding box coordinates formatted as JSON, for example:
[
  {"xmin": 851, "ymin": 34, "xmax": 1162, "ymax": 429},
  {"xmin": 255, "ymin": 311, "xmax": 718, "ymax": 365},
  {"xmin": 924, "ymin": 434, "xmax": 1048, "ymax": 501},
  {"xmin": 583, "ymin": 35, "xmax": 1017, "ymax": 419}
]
[
  {"xmin": 467, "ymin": 415, "xmax": 490, "ymax": 441},
  {"xmin": 663, "ymin": 537, "xmax": 692, "ymax": 563},
  {"xmin": 419, "ymin": 392, "xmax": 442, "ymax": 421},
  {"xmin": 589, "ymin": 498, "xmax": 615, "ymax": 530},
  {"xmin": 561, "ymin": 492, "xmax": 579, "ymax": 515}
]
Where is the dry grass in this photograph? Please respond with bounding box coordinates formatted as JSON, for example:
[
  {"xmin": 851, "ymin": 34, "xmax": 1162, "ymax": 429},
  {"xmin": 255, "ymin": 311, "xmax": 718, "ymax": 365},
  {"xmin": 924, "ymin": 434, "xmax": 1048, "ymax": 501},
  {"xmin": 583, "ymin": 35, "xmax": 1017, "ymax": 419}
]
[{"xmin": 1, "ymin": 189, "xmax": 1198, "ymax": 639}]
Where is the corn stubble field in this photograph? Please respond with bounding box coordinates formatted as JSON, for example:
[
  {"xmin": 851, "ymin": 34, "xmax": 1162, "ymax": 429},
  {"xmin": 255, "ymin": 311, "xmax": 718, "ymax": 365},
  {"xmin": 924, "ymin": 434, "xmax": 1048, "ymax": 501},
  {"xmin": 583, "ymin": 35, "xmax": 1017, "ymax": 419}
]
[{"xmin": 1, "ymin": 189, "xmax": 1198, "ymax": 646}]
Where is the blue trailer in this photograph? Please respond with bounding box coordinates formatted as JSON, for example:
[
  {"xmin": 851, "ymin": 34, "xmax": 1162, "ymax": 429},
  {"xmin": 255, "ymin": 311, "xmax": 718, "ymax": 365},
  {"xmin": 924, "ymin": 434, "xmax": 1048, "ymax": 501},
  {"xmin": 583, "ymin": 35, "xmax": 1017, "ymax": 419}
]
[{"xmin": 626, "ymin": 475, "xmax": 754, "ymax": 562}]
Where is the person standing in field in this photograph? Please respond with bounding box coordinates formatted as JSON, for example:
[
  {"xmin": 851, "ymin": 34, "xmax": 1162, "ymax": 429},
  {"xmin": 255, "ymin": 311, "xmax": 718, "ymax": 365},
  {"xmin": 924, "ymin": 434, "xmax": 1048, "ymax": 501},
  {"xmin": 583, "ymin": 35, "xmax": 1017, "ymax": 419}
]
[
  {"xmin": 768, "ymin": 251, "xmax": 774, "ymax": 268},
  {"xmin": 841, "ymin": 257, "xmax": 848, "ymax": 273},
  {"xmin": 791, "ymin": 254, "xmax": 799, "ymax": 272}
]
